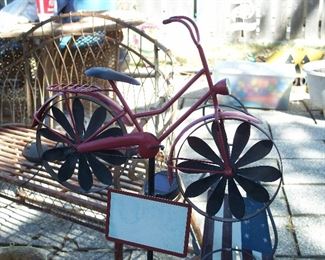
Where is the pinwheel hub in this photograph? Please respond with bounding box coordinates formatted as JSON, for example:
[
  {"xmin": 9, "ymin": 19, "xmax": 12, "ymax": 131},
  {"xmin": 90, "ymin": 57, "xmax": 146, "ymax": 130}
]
[
  {"xmin": 223, "ymin": 167, "xmax": 234, "ymax": 177},
  {"xmin": 66, "ymin": 147, "xmax": 77, "ymax": 156}
]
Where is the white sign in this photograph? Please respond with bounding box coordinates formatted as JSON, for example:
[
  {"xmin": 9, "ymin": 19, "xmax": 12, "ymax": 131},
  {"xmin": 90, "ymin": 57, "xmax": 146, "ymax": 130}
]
[{"xmin": 106, "ymin": 190, "xmax": 191, "ymax": 257}]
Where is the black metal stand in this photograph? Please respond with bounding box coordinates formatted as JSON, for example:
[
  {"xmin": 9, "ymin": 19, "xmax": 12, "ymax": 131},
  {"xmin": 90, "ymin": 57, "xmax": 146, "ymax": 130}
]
[
  {"xmin": 147, "ymin": 157, "xmax": 155, "ymax": 260},
  {"xmin": 148, "ymin": 157, "xmax": 155, "ymax": 196}
]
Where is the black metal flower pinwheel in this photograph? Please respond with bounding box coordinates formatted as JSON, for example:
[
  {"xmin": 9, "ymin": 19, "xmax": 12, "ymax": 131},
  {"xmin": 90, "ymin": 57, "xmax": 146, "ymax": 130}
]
[
  {"xmin": 177, "ymin": 121, "xmax": 282, "ymax": 219},
  {"xmin": 37, "ymin": 98, "xmax": 127, "ymax": 192}
]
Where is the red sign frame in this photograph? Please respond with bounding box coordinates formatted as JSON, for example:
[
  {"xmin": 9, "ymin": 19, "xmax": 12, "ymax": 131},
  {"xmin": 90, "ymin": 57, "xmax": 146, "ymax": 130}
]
[{"xmin": 106, "ymin": 189, "xmax": 191, "ymax": 257}]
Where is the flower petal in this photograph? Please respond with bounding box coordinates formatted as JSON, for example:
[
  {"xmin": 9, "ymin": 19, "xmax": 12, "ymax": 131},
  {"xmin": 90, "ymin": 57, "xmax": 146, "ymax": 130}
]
[
  {"xmin": 206, "ymin": 177, "xmax": 226, "ymax": 216},
  {"xmin": 237, "ymin": 166, "xmax": 282, "ymax": 182},
  {"xmin": 230, "ymin": 122, "xmax": 250, "ymax": 164},
  {"xmin": 235, "ymin": 175, "xmax": 270, "ymax": 202},
  {"xmin": 188, "ymin": 136, "xmax": 223, "ymax": 166},
  {"xmin": 78, "ymin": 154, "xmax": 93, "ymax": 191},
  {"xmin": 51, "ymin": 106, "xmax": 75, "ymax": 139},
  {"xmin": 42, "ymin": 147, "xmax": 72, "ymax": 161},
  {"xmin": 236, "ymin": 140, "xmax": 273, "ymax": 168},
  {"xmin": 177, "ymin": 160, "xmax": 222, "ymax": 174},
  {"xmin": 211, "ymin": 121, "xmax": 230, "ymax": 161},
  {"xmin": 38, "ymin": 128, "xmax": 67, "ymax": 143},
  {"xmin": 95, "ymin": 150, "xmax": 127, "ymax": 166},
  {"xmin": 228, "ymin": 179, "xmax": 245, "ymax": 219},
  {"xmin": 84, "ymin": 106, "xmax": 107, "ymax": 138},
  {"xmin": 73, "ymin": 98, "xmax": 85, "ymax": 137},
  {"xmin": 58, "ymin": 154, "xmax": 78, "ymax": 182},
  {"xmin": 87, "ymin": 154, "xmax": 112, "ymax": 185},
  {"xmin": 184, "ymin": 174, "xmax": 222, "ymax": 197},
  {"xmin": 96, "ymin": 127, "xmax": 124, "ymax": 139}
]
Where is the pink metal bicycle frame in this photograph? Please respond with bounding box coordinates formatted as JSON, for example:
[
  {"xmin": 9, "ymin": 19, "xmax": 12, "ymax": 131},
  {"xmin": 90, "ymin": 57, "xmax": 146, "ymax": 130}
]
[
  {"xmin": 76, "ymin": 68, "xmax": 219, "ymax": 158},
  {"xmin": 42, "ymin": 16, "xmax": 259, "ymax": 160},
  {"xmin": 76, "ymin": 66, "xmax": 258, "ymax": 159}
]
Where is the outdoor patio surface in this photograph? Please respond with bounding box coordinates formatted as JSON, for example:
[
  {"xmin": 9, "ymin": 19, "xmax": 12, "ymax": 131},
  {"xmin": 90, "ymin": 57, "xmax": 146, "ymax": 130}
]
[{"xmin": 0, "ymin": 86, "xmax": 324, "ymax": 259}]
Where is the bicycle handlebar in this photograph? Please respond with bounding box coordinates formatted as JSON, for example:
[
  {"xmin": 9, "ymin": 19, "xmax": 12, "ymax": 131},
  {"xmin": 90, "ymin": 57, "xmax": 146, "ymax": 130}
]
[{"xmin": 163, "ymin": 16, "xmax": 200, "ymax": 45}]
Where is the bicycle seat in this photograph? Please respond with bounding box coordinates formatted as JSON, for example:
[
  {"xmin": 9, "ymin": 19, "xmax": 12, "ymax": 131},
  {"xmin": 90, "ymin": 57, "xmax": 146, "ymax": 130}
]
[{"xmin": 85, "ymin": 67, "xmax": 140, "ymax": 85}]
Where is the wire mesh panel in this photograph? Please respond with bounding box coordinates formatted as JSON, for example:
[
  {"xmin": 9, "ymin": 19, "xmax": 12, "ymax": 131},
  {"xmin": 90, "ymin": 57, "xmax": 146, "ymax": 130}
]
[
  {"xmin": 0, "ymin": 38, "xmax": 31, "ymax": 123},
  {"xmin": 0, "ymin": 12, "xmax": 173, "ymax": 127}
]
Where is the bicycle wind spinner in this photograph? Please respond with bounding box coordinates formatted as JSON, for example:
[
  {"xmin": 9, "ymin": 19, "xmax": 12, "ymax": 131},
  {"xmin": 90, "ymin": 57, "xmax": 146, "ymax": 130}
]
[
  {"xmin": 38, "ymin": 97, "xmax": 128, "ymax": 191},
  {"xmin": 31, "ymin": 15, "xmax": 283, "ymax": 258},
  {"xmin": 175, "ymin": 120, "xmax": 282, "ymax": 220}
]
